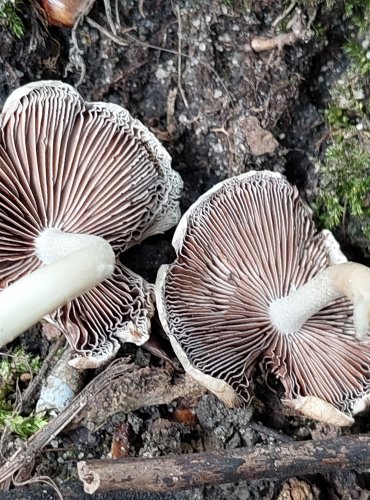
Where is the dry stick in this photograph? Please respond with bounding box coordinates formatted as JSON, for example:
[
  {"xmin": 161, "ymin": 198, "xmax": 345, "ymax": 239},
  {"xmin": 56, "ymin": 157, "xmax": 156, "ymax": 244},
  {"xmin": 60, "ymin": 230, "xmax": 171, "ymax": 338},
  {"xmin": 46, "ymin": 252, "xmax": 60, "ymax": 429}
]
[
  {"xmin": 251, "ymin": 32, "xmax": 299, "ymax": 52},
  {"xmin": 114, "ymin": 0, "xmax": 120, "ymax": 27},
  {"xmin": 138, "ymin": 0, "xmax": 145, "ymax": 18},
  {"xmin": 86, "ymin": 17, "xmax": 131, "ymax": 46},
  {"xmin": 0, "ymin": 338, "xmax": 64, "ymax": 462},
  {"xmin": 0, "ymin": 360, "xmax": 135, "ymax": 483},
  {"xmin": 271, "ymin": 0, "xmax": 297, "ymax": 27},
  {"xmin": 78, "ymin": 434, "xmax": 370, "ymax": 494},
  {"xmin": 0, "ymin": 384, "xmax": 90, "ymax": 484},
  {"xmin": 174, "ymin": 5, "xmax": 188, "ymax": 109},
  {"xmin": 21, "ymin": 335, "xmax": 66, "ymax": 409},
  {"xmin": 102, "ymin": 0, "xmax": 116, "ymax": 35}
]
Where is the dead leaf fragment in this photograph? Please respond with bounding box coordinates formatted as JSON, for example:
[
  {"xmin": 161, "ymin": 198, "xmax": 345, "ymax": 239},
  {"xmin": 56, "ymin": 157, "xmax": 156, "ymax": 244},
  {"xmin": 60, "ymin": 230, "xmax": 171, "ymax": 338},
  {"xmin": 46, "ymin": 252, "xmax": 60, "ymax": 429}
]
[
  {"xmin": 241, "ymin": 116, "xmax": 279, "ymax": 156},
  {"xmin": 277, "ymin": 478, "xmax": 320, "ymax": 500}
]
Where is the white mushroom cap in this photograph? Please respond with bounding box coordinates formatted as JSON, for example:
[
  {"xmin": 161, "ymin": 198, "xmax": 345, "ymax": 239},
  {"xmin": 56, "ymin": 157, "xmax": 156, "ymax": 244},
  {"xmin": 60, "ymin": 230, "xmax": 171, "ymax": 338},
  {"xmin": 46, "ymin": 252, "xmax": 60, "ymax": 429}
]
[
  {"xmin": 0, "ymin": 81, "xmax": 183, "ymax": 367},
  {"xmin": 156, "ymin": 171, "xmax": 370, "ymax": 416}
]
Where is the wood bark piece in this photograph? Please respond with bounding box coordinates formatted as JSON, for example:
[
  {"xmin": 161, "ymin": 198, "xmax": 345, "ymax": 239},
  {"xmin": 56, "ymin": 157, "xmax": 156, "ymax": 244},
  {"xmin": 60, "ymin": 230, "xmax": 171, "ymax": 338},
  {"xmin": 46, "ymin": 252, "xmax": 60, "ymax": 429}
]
[
  {"xmin": 251, "ymin": 33, "xmax": 298, "ymax": 52},
  {"xmin": 78, "ymin": 434, "xmax": 370, "ymax": 494},
  {"xmin": 72, "ymin": 364, "xmax": 206, "ymax": 430}
]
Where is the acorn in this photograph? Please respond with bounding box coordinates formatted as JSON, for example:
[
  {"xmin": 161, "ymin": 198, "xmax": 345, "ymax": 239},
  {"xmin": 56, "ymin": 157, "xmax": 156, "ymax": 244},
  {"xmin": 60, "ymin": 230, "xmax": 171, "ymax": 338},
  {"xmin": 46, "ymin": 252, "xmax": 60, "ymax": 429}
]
[{"xmin": 41, "ymin": 0, "xmax": 94, "ymax": 28}]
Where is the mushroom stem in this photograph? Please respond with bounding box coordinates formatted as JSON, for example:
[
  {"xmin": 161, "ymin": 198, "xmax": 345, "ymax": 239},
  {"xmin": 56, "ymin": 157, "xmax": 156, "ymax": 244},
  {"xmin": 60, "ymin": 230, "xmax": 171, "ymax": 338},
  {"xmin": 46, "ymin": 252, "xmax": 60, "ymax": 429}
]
[
  {"xmin": 269, "ymin": 262, "xmax": 370, "ymax": 339},
  {"xmin": 0, "ymin": 236, "xmax": 115, "ymax": 347}
]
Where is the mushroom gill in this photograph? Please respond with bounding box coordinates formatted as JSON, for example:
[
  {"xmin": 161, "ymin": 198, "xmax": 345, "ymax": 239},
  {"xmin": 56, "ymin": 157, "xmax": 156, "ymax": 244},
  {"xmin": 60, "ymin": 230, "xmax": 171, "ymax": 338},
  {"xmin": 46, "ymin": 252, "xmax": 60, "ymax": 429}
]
[
  {"xmin": 156, "ymin": 170, "xmax": 370, "ymax": 424},
  {"xmin": 0, "ymin": 80, "xmax": 183, "ymax": 368}
]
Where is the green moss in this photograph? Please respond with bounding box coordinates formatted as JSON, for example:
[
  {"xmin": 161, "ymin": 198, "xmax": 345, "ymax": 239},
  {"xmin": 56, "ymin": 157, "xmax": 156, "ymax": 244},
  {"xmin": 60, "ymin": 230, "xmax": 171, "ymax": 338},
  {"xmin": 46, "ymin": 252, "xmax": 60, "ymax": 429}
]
[
  {"xmin": 0, "ymin": 0, "xmax": 24, "ymax": 38},
  {"xmin": 345, "ymin": 40, "xmax": 370, "ymax": 75},
  {"xmin": 315, "ymin": 136, "xmax": 370, "ymax": 229},
  {"xmin": 314, "ymin": 1, "xmax": 370, "ymax": 255},
  {"xmin": 0, "ymin": 346, "xmax": 42, "ymax": 384},
  {"xmin": 344, "ymin": 0, "xmax": 370, "ymax": 23},
  {"xmin": 0, "ymin": 410, "xmax": 49, "ymax": 438},
  {"xmin": 0, "ymin": 347, "xmax": 49, "ymax": 438}
]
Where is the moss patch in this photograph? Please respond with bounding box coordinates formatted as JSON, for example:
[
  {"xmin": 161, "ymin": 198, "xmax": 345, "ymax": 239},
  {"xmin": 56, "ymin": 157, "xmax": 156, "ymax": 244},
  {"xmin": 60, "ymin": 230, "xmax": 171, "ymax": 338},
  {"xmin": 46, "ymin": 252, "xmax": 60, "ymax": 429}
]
[
  {"xmin": 314, "ymin": 0, "xmax": 370, "ymax": 255},
  {"xmin": 0, "ymin": 347, "xmax": 49, "ymax": 438}
]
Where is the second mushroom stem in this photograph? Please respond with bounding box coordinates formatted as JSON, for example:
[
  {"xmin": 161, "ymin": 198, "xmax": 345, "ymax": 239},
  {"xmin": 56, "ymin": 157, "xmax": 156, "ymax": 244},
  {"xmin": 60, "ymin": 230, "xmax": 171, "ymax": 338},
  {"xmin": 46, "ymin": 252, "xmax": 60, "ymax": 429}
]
[{"xmin": 269, "ymin": 262, "xmax": 370, "ymax": 339}]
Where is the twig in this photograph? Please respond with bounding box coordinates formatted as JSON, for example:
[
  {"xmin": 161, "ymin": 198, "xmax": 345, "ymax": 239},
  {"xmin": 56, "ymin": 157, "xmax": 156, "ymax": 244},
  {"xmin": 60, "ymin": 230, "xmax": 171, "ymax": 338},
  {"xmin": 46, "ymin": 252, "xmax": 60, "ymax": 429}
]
[
  {"xmin": 21, "ymin": 335, "xmax": 66, "ymax": 410},
  {"xmin": 72, "ymin": 362, "xmax": 205, "ymax": 429},
  {"xmin": 252, "ymin": 11, "xmax": 309, "ymax": 53},
  {"xmin": 272, "ymin": 1, "xmax": 297, "ymax": 28},
  {"xmin": 0, "ymin": 394, "xmax": 85, "ymax": 484},
  {"xmin": 0, "ymin": 360, "xmax": 131, "ymax": 484},
  {"xmin": 0, "ymin": 340, "xmax": 65, "ymax": 461},
  {"xmin": 78, "ymin": 433, "xmax": 370, "ymax": 494},
  {"xmin": 174, "ymin": 5, "xmax": 188, "ymax": 109},
  {"xmin": 36, "ymin": 346, "xmax": 85, "ymax": 415},
  {"xmin": 86, "ymin": 17, "xmax": 131, "ymax": 46},
  {"xmin": 102, "ymin": 0, "xmax": 116, "ymax": 35},
  {"xmin": 114, "ymin": 0, "xmax": 120, "ymax": 27},
  {"xmin": 13, "ymin": 473, "xmax": 63, "ymax": 500},
  {"xmin": 87, "ymin": 27, "xmax": 234, "ymax": 108},
  {"xmin": 138, "ymin": 0, "xmax": 145, "ymax": 18},
  {"xmin": 251, "ymin": 32, "xmax": 299, "ymax": 52}
]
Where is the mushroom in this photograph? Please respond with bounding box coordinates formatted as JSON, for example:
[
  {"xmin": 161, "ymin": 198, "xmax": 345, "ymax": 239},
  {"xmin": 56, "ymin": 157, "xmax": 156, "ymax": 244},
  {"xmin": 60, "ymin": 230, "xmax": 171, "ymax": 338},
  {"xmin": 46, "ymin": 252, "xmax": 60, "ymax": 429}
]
[
  {"xmin": 41, "ymin": 0, "xmax": 94, "ymax": 28},
  {"xmin": 0, "ymin": 80, "xmax": 182, "ymax": 368},
  {"xmin": 156, "ymin": 171, "xmax": 370, "ymax": 425}
]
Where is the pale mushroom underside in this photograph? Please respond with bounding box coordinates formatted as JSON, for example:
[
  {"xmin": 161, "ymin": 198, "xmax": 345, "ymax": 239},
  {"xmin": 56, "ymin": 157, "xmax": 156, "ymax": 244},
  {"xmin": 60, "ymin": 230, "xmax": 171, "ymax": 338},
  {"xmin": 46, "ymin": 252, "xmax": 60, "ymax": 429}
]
[
  {"xmin": 157, "ymin": 171, "xmax": 370, "ymax": 414},
  {"xmin": 0, "ymin": 81, "xmax": 182, "ymax": 366}
]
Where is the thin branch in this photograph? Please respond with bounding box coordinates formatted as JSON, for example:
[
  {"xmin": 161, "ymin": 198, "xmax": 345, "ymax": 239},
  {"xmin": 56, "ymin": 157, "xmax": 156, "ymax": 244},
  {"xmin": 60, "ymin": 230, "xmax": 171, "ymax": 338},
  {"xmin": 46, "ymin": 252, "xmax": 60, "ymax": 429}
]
[
  {"xmin": 86, "ymin": 17, "xmax": 132, "ymax": 46},
  {"xmin": 138, "ymin": 0, "xmax": 145, "ymax": 18},
  {"xmin": 0, "ymin": 359, "xmax": 131, "ymax": 484},
  {"xmin": 21, "ymin": 336, "xmax": 66, "ymax": 410},
  {"xmin": 174, "ymin": 5, "xmax": 188, "ymax": 109},
  {"xmin": 102, "ymin": 0, "xmax": 117, "ymax": 35},
  {"xmin": 272, "ymin": 1, "xmax": 297, "ymax": 28},
  {"xmin": 251, "ymin": 32, "xmax": 298, "ymax": 52},
  {"xmin": 78, "ymin": 433, "xmax": 370, "ymax": 494}
]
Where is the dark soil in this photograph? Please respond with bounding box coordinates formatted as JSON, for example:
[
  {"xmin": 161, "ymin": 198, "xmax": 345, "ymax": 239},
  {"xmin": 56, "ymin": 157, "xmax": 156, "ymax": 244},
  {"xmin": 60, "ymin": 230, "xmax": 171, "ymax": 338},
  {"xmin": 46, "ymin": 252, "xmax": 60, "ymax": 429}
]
[{"xmin": 1, "ymin": 0, "xmax": 370, "ymax": 498}]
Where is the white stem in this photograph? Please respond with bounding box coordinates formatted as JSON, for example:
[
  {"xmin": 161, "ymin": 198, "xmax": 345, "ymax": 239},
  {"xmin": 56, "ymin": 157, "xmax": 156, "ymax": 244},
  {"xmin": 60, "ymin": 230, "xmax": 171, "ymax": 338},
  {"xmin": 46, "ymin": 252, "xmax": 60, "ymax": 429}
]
[
  {"xmin": 269, "ymin": 262, "xmax": 370, "ymax": 339},
  {"xmin": 0, "ymin": 231, "xmax": 115, "ymax": 348}
]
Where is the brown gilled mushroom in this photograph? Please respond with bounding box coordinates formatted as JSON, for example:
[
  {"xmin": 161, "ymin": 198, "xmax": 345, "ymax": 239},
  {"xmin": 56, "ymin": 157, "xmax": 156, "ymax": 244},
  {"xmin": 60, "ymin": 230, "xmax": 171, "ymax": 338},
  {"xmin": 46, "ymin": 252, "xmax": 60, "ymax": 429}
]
[
  {"xmin": 0, "ymin": 80, "xmax": 182, "ymax": 368},
  {"xmin": 156, "ymin": 171, "xmax": 370, "ymax": 426}
]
